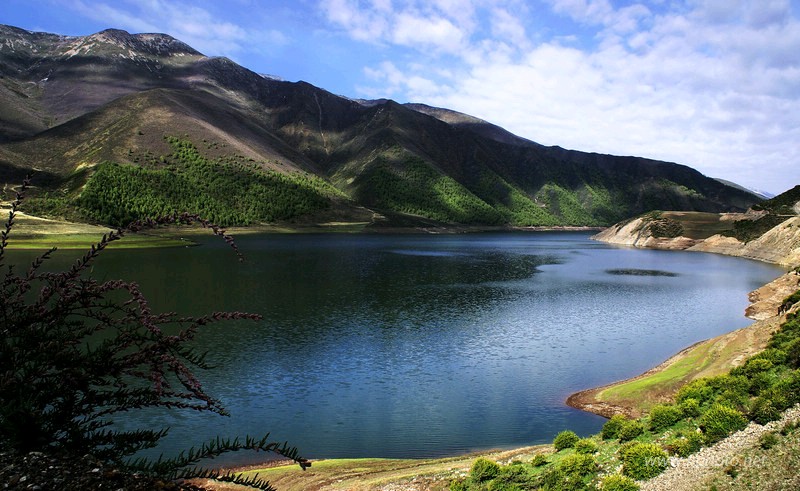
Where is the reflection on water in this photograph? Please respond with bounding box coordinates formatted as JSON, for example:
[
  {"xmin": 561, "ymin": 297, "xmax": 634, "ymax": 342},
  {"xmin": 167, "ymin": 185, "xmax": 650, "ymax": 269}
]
[
  {"xmin": 5, "ymin": 232, "xmax": 782, "ymax": 461},
  {"xmin": 606, "ymin": 269, "xmax": 679, "ymax": 277}
]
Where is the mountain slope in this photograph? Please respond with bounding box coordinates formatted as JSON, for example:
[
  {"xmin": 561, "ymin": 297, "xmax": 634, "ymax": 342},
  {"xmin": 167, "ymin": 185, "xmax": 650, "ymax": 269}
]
[{"xmin": 0, "ymin": 24, "xmax": 762, "ymax": 228}]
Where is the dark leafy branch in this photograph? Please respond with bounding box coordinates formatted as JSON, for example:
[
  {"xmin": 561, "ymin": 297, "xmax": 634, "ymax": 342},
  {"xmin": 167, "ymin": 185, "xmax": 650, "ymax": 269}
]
[{"xmin": 0, "ymin": 177, "xmax": 308, "ymax": 490}]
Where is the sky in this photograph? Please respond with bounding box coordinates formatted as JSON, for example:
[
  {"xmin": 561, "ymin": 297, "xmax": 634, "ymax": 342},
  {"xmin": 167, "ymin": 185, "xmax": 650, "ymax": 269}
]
[{"xmin": 2, "ymin": 1, "xmax": 799, "ymax": 195}]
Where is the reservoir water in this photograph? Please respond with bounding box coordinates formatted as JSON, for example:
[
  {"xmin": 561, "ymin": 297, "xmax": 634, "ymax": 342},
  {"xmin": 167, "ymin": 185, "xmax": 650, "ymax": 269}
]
[{"xmin": 8, "ymin": 232, "xmax": 782, "ymax": 461}]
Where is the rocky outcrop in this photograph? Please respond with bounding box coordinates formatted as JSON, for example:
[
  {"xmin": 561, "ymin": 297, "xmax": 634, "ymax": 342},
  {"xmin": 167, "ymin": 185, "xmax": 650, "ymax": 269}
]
[
  {"xmin": 689, "ymin": 216, "xmax": 800, "ymax": 266},
  {"xmin": 595, "ymin": 213, "xmax": 800, "ymax": 267},
  {"xmin": 592, "ymin": 217, "xmax": 701, "ymax": 250},
  {"xmin": 746, "ymin": 269, "xmax": 800, "ymax": 320}
]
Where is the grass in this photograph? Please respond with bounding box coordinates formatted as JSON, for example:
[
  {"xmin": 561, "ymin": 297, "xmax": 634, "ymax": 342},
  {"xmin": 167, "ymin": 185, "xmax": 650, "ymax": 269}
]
[
  {"xmin": 219, "ymin": 448, "xmax": 548, "ymax": 491},
  {"xmin": 5, "ymin": 233, "xmax": 192, "ymax": 249},
  {"xmin": 599, "ymin": 340, "xmax": 716, "ymax": 409},
  {"xmin": 661, "ymin": 211, "xmax": 737, "ymax": 239},
  {"xmin": 584, "ymin": 312, "xmax": 781, "ymax": 417}
]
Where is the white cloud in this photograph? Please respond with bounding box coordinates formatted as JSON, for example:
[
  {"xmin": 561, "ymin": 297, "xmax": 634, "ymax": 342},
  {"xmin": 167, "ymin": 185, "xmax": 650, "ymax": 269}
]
[
  {"xmin": 347, "ymin": 0, "xmax": 800, "ymax": 194},
  {"xmin": 320, "ymin": 0, "xmax": 391, "ymax": 42},
  {"xmin": 320, "ymin": 0, "xmax": 483, "ymax": 55},
  {"xmin": 546, "ymin": 0, "xmax": 615, "ymax": 25},
  {"xmin": 392, "ymin": 12, "xmax": 466, "ymax": 53},
  {"xmin": 67, "ymin": 0, "xmax": 287, "ymax": 58},
  {"xmin": 490, "ymin": 8, "xmax": 530, "ymax": 48}
]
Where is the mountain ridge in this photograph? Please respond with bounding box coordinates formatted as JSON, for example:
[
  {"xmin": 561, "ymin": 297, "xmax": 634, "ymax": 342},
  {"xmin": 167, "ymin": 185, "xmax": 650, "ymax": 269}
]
[{"xmin": 0, "ymin": 24, "xmax": 762, "ymax": 228}]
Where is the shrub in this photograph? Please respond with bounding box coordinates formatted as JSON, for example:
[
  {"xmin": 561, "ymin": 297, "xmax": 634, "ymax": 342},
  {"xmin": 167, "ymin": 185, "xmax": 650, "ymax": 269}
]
[
  {"xmin": 708, "ymin": 375, "xmax": 751, "ymax": 399},
  {"xmin": 530, "ymin": 454, "xmax": 548, "ymax": 467},
  {"xmin": 676, "ymin": 379, "xmax": 713, "ymax": 405},
  {"xmin": 665, "ymin": 431, "xmax": 703, "ymax": 457},
  {"xmin": 742, "ymin": 358, "xmax": 774, "ymax": 375},
  {"xmin": 490, "ymin": 464, "xmax": 534, "ymax": 490},
  {"xmin": 557, "ymin": 453, "xmax": 598, "ymax": 477},
  {"xmin": 750, "ymin": 395, "xmax": 783, "ymax": 425},
  {"xmin": 449, "ymin": 480, "xmax": 469, "ymax": 491},
  {"xmin": 553, "ymin": 430, "xmax": 580, "ymax": 451},
  {"xmin": 760, "ymin": 431, "xmax": 779, "ymax": 449},
  {"xmin": 617, "ymin": 420, "xmax": 646, "ymax": 442},
  {"xmin": 649, "ymin": 404, "xmax": 683, "ymax": 431},
  {"xmin": 602, "ymin": 414, "xmax": 629, "ymax": 440},
  {"xmin": 699, "ymin": 404, "xmax": 748, "ymax": 443},
  {"xmin": 470, "ymin": 458, "xmax": 501, "ymax": 482},
  {"xmin": 748, "ymin": 371, "xmax": 776, "ymax": 396},
  {"xmin": 536, "ymin": 466, "xmax": 566, "ymax": 490},
  {"xmin": 620, "ymin": 443, "xmax": 669, "ymax": 480},
  {"xmin": 575, "ymin": 438, "xmax": 598, "ymax": 454},
  {"xmin": 784, "ymin": 338, "xmax": 800, "ymax": 368},
  {"xmin": 772, "ymin": 370, "xmax": 800, "ymax": 407},
  {"xmin": 679, "ymin": 398, "xmax": 701, "ymax": 418},
  {"xmin": 751, "ymin": 348, "xmax": 788, "ymax": 366},
  {"xmin": 601, "ymin": 473, "xmax": 640, "ymax": 491},
  {"xmin": 0, "ymin": 180, "xmax": 308, "ymax": 489},
  {"xmin": 781, "ymin": 420, "xmax": 799, "ymax": 435},
  {"xmin": 716, "ymin": 389, "xmax": 750, "ymax": 412}
]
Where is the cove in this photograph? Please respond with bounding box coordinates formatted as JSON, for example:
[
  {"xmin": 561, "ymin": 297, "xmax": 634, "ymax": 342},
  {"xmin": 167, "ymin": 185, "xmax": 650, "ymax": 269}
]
[{"xmin": 7, "ymin": 232, "xmax": 782, "ymax": 461}]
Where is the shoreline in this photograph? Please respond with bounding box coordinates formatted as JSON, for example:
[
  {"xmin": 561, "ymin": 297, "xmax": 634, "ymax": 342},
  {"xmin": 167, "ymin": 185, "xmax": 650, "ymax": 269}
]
[
  {"xmin": 564, "ymin": 338, "xmax": 711, "ymax": 418},
  {"xmin": 565, "ymin": 228, "xmax": 800, "ymax": 418}
]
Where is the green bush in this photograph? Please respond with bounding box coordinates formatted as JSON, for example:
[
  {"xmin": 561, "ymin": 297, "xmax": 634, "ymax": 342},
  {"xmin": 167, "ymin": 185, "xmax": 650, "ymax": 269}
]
[
  {"xmin": 601, "ymin": 414, "xmax": 629, "ymax": 439},
  {"xmin": 575, "ymin": 438, "xmax": 598, "ymax": 454},
  {"xmin": 470, "ymin": 458, "xmax": 501, "ymax": 482},
  {"xmin": 618, "ymin": 420, "xmax": 646, "ymax": 442},
  {"xmin": 679, "ymin": 398, "xmax": 701, "ymax": 418},
  {"xmin": 536, "ymin": 466, "xmax": 566, "ymax": 490},
  {"xmin": 750, "ymin": 395, "xmax": 783, "ymax": 424},
  {"xmin": 620, "ymin": 443, "xmax": 669, "ymax": 480},
  {"xmin": 601, "ymin": 473, "xmax": 640, "ymax": 491},
  {"xmin": 676, "ymin": 379, "xmax": 714, "ymax": 405},
  {"xmin": 557, "ymin": 453, "xmax": 597, "ymax": 477},
  {"xmin": 450, "ymin": 480, "xmax": 469, "ymax": 491},
  {"xmin": 553, "ymin": 430, "xmax": 580, "ymax": 451},
  {"xmin": 772, "ymin": 370, "xmax": 800, "ymax": 407},
  {"xmin": 748, "ymin": 371, "xmax": 777, "ymax": 396},
  {"xmin": 530, "ymin": 454, "xmax": 548, "ymax": 467},
  {"xmin": 742, "ymin": 358, "xmax": 774, "ymax": 375},
  {"xmin": 786, "ymin": 338, "xmax": 800, "ymax": 368},
  {"xmin": 760, "ymin": 431, "xmax": 779, "ymax": 449},
  {"xmin": 708, "ymin": 375, "xmax": 751, "ymax": 397},
  {"xmin": 665, "ymin": 431, "xmax": 703, "ymax": 457},
  {"xmin": 649, "ymin": 404, "xmax": 683, "ymax": 431},
  {"xmin": 699, "ymin": 404, "xmax": 748, "ymax": 443},
  {"xmin": 489, "ymin": 464, "xmax": 534, "ymax": 490},
  {"xmin": 781, "ymin": 420, "xmax": 799, "ymax": 435},
  {"xmin": 751, "ymin": 348, "xmax": 788, "ymax": 366}
]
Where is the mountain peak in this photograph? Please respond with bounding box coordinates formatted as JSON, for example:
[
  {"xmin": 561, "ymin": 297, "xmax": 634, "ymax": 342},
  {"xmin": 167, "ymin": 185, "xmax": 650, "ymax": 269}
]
[{"xmin": 71, "ymin": 28, "xmax": 202, "ymax": 58}]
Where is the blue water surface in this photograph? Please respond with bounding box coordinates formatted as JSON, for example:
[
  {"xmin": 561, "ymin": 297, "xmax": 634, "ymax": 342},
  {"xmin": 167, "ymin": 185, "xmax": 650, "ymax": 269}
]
[{"xmin": 8, "ymin": 232, "xmax": 782, "ymax": 461}]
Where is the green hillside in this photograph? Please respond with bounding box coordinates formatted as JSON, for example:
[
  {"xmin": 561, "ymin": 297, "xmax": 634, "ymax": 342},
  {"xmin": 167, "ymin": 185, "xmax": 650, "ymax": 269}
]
[{"xmin": 26, "ymin": 137, "xmax": 339, "ymax": 227}]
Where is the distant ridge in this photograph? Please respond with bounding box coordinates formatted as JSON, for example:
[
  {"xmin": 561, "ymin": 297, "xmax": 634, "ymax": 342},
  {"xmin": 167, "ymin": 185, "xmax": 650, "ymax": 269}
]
[{"xmin": 715, "ymin": 178, "xmax": 774, "ymax": 199}]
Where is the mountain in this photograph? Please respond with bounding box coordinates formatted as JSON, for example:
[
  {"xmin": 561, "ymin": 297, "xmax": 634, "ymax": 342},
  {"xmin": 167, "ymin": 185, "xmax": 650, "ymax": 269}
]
[
  {"xmin": 715, "ymin": 178, "xmax": 774, "ymax": 200},
  {"xmin": 0, "ymin": 24, "xmax": 763, "ymax": 228}
]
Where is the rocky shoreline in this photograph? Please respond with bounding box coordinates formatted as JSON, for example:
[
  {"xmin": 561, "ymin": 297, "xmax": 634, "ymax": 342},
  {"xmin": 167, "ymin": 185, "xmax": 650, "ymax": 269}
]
[
  {"xmin": 594, "ymin": 214, "xmax": 800, "ymax": 267},
  {"xmin": 565, "ymin": 270, "xmax": 799, "ymax": 418},
  {"xmin": 566, "ymin": 212, "xmax": 800, "ymax": 418}
]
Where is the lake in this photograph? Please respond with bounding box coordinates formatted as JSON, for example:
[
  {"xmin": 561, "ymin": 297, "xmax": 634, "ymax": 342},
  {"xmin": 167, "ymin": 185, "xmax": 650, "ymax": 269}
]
[{"xmin": 7, "ymin": 232, "xmax": 783, "ymax": 461}]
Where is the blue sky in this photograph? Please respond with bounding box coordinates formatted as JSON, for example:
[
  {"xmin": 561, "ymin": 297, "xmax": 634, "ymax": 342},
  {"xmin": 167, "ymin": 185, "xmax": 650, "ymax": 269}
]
[{"xmin": 2, "ymin": 0, "xmax": 799, "ymax": 195}]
